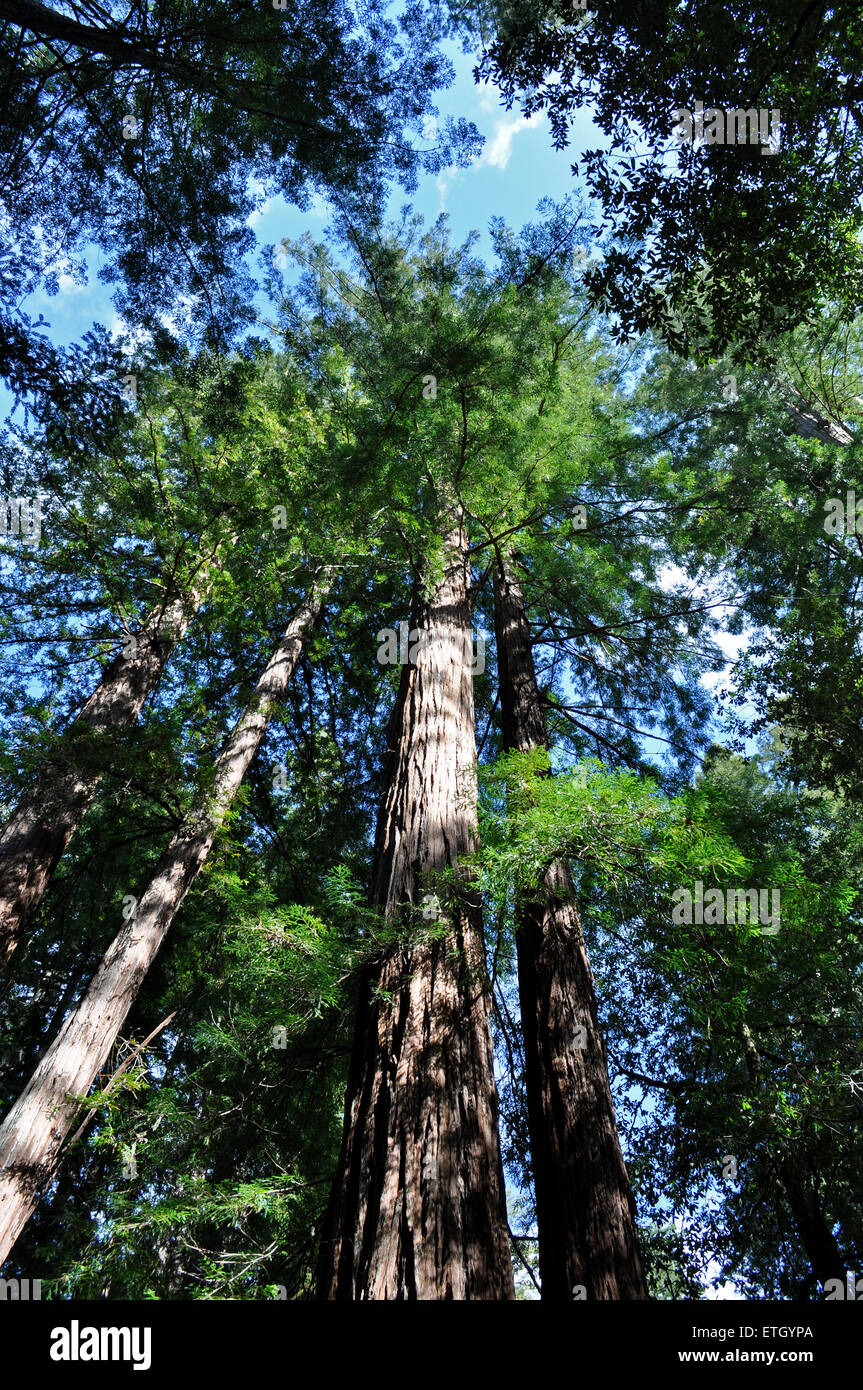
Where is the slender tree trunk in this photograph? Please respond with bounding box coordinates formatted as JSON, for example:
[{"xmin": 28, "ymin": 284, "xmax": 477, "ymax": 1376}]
[
  {"xmin": 0, "ymin": 578, "xmax": 328, "ymax": 1264},
  {"xmin": 741, "ymin": 1022, "xmax": 845, "ymax": 1291},
  {"xmin": 777, "ymin": 1159, "xmax": 846, "ymax": 1292},
  {"xmin": 316, "ymin": 520, "xmax": 514, "ymax": 1301},
  {"xmin": 492, "ymin": 551, "xmax": 648, "ymax": 1301},
  {"xmin": 0, "ymin": 564, "xmax": 217, "ymax": 972}
]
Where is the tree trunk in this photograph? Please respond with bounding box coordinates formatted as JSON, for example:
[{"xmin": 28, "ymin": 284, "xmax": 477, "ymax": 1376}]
[
  {"xmin": 0, "ymin": 578, "xmax": 327, "ymax": 1264},
  {"xmin": 0, "ymin": 0, "xmax": 210, "ymax": 75},
  {"xmin": 493, "ymin": 551, "xmax": 648, "ymax": 1301},
  {"xmin": 741, "ymin": 1022, "xmax": 845, "ymax": 1292},
  {"xmin": 777, "ymin": 1158, "xmax": 846, "ymax": 1292},
  {"xmin": 0, "ymin": 567, "xmax": 216, "ymax": 972},
  {"xmin": 316, "ymin": 521, "xmax": 514, "ymax": 1300}
]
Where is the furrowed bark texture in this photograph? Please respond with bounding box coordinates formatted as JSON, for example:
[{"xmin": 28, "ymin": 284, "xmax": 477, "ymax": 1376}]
[
  {"xmin": 317, "ymin": 524, "xmax": 514, "ymax": 1301},
  {"xmin": 0, "ymin": 581, "xmax": 327, "ymax": 1264},
  {"xmin": 0, "ymin": 571, "xmax": 213, "ymax": 972},
  {"xmin": 493, "ymin": 553, "xmax": 648, "ymax": 1301}
]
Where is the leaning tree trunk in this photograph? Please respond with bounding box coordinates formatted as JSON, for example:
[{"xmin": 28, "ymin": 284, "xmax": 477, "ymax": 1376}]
[
  {"xmin": 0, "ymin": 577, "xmax": 328, "ymax": 1264},
  {"xmin": 493, "ymin": 551, "xmax": 648, "ymax": 1301},
  {"xmin": 316, "ymin": 520, "xmax": 514, "ymax": 1301},
  {"xmin": 0, "ymin": 557, "xmax": 218, "ymax": 972}
]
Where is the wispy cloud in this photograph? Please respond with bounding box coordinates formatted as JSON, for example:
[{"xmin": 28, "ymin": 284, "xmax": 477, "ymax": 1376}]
[
  {"xmin": 478, "ymin": 111, "xmax": 546, "ymax": 170},
  {"xmin": 57, "ymin": 272, "xmax": 88, "ymax": 295},
  {"xmin": 435, "ymin": 107, "xmax": 546, "ymax": 208}
]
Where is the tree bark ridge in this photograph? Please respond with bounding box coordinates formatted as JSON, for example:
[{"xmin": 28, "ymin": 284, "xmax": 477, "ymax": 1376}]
[{"xmin": 317, "ymin": 522, "xmax": 514, "ymax": 1300}]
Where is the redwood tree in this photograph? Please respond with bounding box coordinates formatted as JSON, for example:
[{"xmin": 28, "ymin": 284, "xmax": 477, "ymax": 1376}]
[
  {"xmin": 493, "ymin": 549, "xmax": 648, "ymax": 1299},
  {"xmin": 0, "ymin": 347, "xmax": 325, "ymax": 972},
  {"xmin": 0, "ymin": 577, "xmax": 328, "ymax": 1263},
  {"xmin": 316, "ymin": 517, "xmax": 514, "ymax": 1300},
  {"xmin": 0, "ymin": 562, "xmax": 216, "ymax": 971}
]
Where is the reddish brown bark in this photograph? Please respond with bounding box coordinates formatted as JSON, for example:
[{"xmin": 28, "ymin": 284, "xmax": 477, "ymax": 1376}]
[
  {"xmin": 316, "ymin": 521, "xmax": 514, "ymax": 1300},
  {"xmin": 493, "ymin": 552, "xmax": 648, "ymax": 1300},
  {"xmin": 0, "ymin": 566, "xmax": 216, "ymax": 972},
  {"xmin": 0, "ymin": 580, "xmax": 327, "ymax": 1264}
]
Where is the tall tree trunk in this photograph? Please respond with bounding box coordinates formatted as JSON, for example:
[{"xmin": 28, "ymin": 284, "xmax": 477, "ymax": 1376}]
[
  {"xmin": 0, "ymin": 578, "xmax": 328, "ymax": 1264},
  {"xmin": 740, "ymin": 1022, "xmax": 845, "ymax": 1292},
  {"xmin": 0, "ymin": 560, "xmax": 217, "ymax": 972},
  {"xmin": 316, "ymin": 521, "xmax": 514, "ymax": 1301},
  {"xmin": 492, "ymin": 551, "xmax": 648, "ymax": 1301}
]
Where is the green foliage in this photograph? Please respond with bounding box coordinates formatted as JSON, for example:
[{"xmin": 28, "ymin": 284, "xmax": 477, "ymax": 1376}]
[
  {"xmin": 585, "ymin": 745, "xmax": 863, "ymax": 1297},
  {"xmin": 478, "ymin": 749, "xmax": 747, "ymax": 901},
  {"xmin": 471, "ymin": 0, "xmax": 863, "ymax": 357},
  {"xmin": 2, "ymin": 180, "xmax": 862, "ymax": 1303},
  {"xmin": 0, "ymin": 0, "xmax": 481, "ymax": 402}
]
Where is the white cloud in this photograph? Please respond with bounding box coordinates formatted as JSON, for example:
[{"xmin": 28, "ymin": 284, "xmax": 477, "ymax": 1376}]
[
  {"xmin": 57, "ymin": 272, "xmax": 88, "ymax": 295},
  {"xmin": 435, "ymin": 171, "xmax": 456, "ymax": 207},
  {"xmin": 432, "ymin": 103, "xmax": 546, "ymax": 209},
  {"xmin": 702, "ymin": 1260, "xmax": 746, "ymax": 1300},
  {"xmin": 478, "ymin": 111, "xmax": 545, "ymax": 170},
  {"xmin": 246, "ymin": 196, "xmax": 274, "ymax": 227},
  {"xmin": 475, "ymin": 81, "xmax": 502, "ymax": 115}
]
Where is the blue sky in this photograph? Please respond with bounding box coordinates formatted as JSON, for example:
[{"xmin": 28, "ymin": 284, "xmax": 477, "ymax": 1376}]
[
  {"xmin": 11, "ymin": 42, "xmax": 604, "ymax": 357},
  {"xmin": 4, "ymin": 41, "xmax": 748, "ymax": 751},
  {"xmin": 3, "ymin": 27, "xmax": 762, "ymax": 1296}
]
